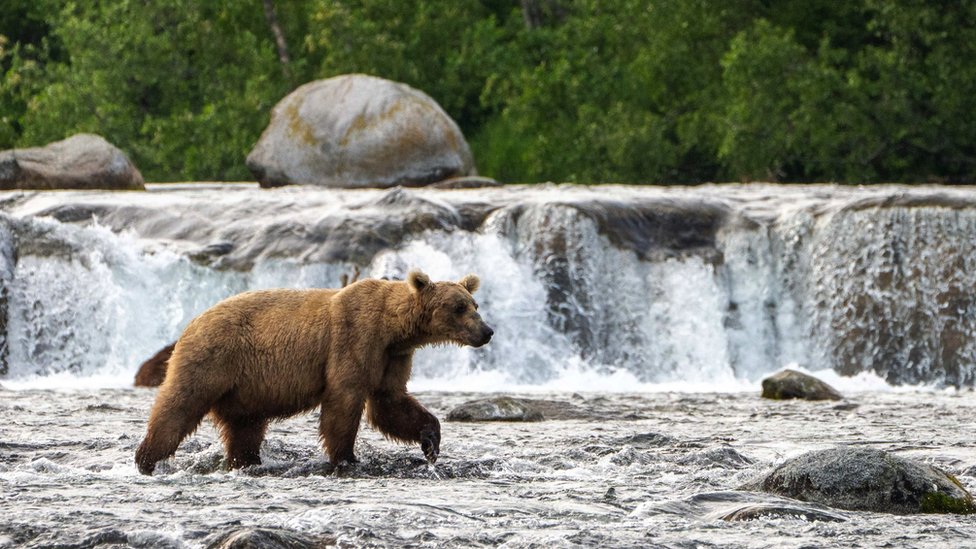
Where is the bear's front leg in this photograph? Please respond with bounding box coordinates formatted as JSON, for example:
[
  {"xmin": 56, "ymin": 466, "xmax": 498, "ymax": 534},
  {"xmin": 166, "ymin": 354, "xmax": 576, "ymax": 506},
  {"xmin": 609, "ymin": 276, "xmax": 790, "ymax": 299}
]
[{"xmin": 366, "ymin": 390, "xmax": 441, "ymax": 463}]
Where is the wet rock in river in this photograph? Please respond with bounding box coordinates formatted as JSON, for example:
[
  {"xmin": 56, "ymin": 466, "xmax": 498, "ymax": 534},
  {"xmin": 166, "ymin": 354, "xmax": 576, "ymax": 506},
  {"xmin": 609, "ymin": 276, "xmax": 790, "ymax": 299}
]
[
  {"xmin": 677, "ymin": 445, "xmax": 755, "ymax": 469},
  {"xmin": 205, "ymin": 527, "xmax": 333, "ymax": 549},
  {"xmin": 643, "ymin": 490, "xmax": 847, "ymax": 523},
  {"xmin": 446, "ymin": 396, "xmax": 544, "ymax": 422},
  {"xmin": 742, "ymin": 446, "xmax": 975, "ymax": 514},
  {"xmin": 720, "ymin": 502, "xmax": 846, "ymax": 522},
  {"xmin": 761, "ymin": 369, "xmax": 843, "ymax": 401},
  {"xmin": 620, "ymin": 432, "xmax": 677, "ymax": 448}
]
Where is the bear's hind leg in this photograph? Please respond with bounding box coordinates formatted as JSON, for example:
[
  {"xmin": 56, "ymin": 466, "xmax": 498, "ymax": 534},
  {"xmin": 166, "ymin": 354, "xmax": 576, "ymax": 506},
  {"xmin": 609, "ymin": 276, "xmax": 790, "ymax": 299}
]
[
  {"xmin": 213, "ymin": 413, "xmax": 268, "ymax": 469},
  {"xmin": 135, "ymin": 376, "xmax": 231, "ymax": 475},
  {"xmin": 136, "ymin": 394, "xmax": 214, "ymax": 475},
  {"xmin": 319, "ymin": 390, "xmax": 366, "ymax": 466}
]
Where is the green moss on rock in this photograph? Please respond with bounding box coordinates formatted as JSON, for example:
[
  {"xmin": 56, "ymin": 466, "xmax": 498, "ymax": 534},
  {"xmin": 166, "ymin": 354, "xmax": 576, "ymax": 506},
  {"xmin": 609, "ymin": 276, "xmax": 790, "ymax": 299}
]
[{"xmin": 920, "ymin": 491, "xmax": 976, "ymax": 515}]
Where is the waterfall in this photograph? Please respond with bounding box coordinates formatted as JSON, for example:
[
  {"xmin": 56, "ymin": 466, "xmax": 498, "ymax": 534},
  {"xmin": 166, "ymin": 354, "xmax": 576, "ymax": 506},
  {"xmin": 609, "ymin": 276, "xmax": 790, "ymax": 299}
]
[{"xmin": 2, "ymin": 183, "xmax": 974, "ymax": 389}]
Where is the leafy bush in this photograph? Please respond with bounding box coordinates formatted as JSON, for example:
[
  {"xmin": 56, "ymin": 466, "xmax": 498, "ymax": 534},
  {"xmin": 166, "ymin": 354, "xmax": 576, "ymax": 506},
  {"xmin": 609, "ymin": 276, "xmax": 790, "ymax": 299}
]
[{"xmin": 0, "ymin": 0, "xmax": 973, "ymax": 183}]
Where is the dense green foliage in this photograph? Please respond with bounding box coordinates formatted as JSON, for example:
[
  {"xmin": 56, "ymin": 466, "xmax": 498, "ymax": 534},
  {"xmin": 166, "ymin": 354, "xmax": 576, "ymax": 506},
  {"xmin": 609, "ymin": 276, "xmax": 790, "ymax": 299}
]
[{"xmin": 2, "ymin": 0, "xmax": 974, "ymax": 183}]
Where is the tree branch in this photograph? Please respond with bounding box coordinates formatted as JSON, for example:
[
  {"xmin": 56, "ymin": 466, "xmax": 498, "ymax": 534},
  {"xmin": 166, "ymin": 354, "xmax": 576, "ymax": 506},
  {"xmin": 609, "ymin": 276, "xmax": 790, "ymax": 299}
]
[{"xmin": 262, "ymin": 0, "xmax": 290, "ymax": 77}]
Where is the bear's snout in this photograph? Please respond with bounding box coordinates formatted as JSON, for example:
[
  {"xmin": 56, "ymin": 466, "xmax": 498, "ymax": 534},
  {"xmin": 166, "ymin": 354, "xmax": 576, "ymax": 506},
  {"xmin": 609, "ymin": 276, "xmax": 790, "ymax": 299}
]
[{"xmin": 473, "ymin": 324, "xmax": 494, "ymax": 347}]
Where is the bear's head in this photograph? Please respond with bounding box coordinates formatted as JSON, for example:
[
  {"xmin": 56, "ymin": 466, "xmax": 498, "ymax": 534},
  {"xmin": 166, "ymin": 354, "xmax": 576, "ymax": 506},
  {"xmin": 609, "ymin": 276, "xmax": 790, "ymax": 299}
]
[{"xmin": 408, "ymin": 270, "xmax": 494, "ymax": 348}]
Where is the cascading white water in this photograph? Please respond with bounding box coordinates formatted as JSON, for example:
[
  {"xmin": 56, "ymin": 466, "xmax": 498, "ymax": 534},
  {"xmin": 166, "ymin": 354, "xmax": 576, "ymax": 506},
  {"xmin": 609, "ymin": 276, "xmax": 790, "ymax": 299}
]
[
  {"xmin": 803, "ymin": 207, "xmax": 976, "ymax": 386},
  {"xmin": 2, "ymin": 183, "xmax": 975, "ymax": 389}
]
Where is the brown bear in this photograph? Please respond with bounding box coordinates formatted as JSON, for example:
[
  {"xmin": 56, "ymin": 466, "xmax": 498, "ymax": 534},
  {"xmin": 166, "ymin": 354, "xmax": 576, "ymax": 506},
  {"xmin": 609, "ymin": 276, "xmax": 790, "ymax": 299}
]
[{"xmin": 134, "ymin": 270, "xmax": 492, "ymax": 475}]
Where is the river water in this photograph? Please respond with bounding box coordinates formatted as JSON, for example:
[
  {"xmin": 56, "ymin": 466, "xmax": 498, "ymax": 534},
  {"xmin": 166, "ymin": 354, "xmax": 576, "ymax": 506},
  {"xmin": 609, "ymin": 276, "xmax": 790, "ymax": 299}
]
[
  {"xmin": 2, "ymin": 183, "xmax": 976, "ymax": 546},
  {"xmin": 1, "ymin": 386, "xmax": 974, "ymax": 548}
]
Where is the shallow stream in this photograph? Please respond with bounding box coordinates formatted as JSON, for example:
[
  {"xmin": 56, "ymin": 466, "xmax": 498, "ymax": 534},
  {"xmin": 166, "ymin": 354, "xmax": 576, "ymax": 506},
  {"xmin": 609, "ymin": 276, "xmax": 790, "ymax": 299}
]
[{"xmin": 1, "ymin": 388, "xmax": 974, "ymax": 548}]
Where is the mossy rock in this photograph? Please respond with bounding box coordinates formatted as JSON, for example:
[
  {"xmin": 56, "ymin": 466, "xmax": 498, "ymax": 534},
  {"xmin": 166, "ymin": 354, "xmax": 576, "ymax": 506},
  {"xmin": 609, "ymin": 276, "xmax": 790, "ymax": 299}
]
[{"xmin": 742, "ymin": 446, "xmax": 974, "ymax": 515}]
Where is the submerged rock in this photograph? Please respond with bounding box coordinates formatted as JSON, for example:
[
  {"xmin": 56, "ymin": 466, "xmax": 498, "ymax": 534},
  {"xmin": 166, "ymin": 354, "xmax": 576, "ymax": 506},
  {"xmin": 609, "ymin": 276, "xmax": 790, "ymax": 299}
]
[
  {"xmin": 761, "ymin": 369, "xmax": 843, "ymax": 401},
  {"xmin": 677, "ymin": 445, "xmax": 755, "ymax": 469},
  {"xmin": 134, "ymin": 343, "xmax": 174, "ymax": 387},
  {"xmin": 643, "ymin": 490, "xmax": 847, "ymax": 523},
  {"xmin": 205, "ymin": 527, "xmax": 332, "ymax": 549},
  {"xmin": 720, "ymin": 502, "xmax": 846, "ymax": 522},
  {"xmin": 0, "ymin": 134, "xmax": 144, "ymax": 191},
  {"xmin": 247, "ymin": 74, "xmax": 475, "ymax": 188},
  {"xmin": 447, "ymin": 396, "xmax": 544, "ymax": 422},
  {"xmin": 742, "ymin": 446, "xmax": 975, "ymax": 514}
]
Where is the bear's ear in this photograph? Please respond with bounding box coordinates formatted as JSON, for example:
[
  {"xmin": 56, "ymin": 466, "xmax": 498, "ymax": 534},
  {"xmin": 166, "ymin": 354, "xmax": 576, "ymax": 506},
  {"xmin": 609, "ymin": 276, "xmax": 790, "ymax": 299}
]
[
  {"xmin": 458, "ymin": 274, "xmax": 480, "ymax": 294},
  {"xmin": 408, "ymin": 270, "xmax": 431, "ymax": 293}
]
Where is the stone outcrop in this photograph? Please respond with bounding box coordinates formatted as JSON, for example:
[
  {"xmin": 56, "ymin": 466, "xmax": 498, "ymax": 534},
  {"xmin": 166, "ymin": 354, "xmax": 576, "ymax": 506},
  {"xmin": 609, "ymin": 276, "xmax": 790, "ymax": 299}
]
[
  {"xmin": 761, "ymin": 369, "xmax": 843, "ymax": 401},
  {"xmin": 742, "ymin": 447, "xmax": 975, "ymax": 514},
  {"xmin": 447, "ymin": 396, "xmax": 544, "ymax": 422},
  {"xmin": 247, "ymin": 74, "xmax": 475, "ymax": 188},
  {"xmin": 0, "ymin": 134, "xmax": 144, "ymax": 191},
  {"xmin": 204, "ymin": 527, "xmax": 332, "ymax": 549}
]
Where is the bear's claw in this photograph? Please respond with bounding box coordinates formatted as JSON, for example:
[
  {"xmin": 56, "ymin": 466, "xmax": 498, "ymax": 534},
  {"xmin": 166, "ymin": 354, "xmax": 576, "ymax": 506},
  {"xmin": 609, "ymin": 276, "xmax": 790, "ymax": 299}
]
[{"xmin": 420, "ymin": 424, "xmax": 440, "ymax": 464}]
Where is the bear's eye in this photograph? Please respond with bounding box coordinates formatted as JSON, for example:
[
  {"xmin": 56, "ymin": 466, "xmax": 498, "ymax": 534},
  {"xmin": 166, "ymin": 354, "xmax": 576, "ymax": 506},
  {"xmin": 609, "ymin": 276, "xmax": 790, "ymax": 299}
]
[{"xmin": 454, "ymin": 303, "xmax": 467, "ymax": 315}]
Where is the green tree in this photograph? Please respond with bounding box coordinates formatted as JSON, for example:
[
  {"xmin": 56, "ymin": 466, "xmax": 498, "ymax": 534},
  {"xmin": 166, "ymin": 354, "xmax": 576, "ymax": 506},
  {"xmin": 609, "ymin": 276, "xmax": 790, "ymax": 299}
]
[
  {"xmin": 477, "ymin": 0, "xmax": 760, "ymax": 183},
  {"xmin": 2, "ymin": 0, "xmax": 975, "ymax": 184},
  {"xmin": 0, "ymin": 0, "xmax": 60, "ymax": 149},
  {"xmin": 307, "ymin": 0, "xmax": 516, "ymax": 135},
  {"xmin": 16, "ymin": 1, "xmax": 290, "ymax": 181},
  {"xmin": 718, "ymin": 1, "xmax": 976, "ymax": 182}
]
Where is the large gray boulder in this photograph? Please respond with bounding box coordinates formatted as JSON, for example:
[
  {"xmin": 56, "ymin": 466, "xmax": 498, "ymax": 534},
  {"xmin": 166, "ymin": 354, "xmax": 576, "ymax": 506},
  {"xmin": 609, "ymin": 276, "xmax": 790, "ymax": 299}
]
[
  {"xmin": 0, "ymin": 134, "xmax": 144, "ymax": 190},
  {"xmin": 247, "ymin": 74, "xmax": 476, "ymax": 188},
  {"xmin": 743, "ymin": 447, "xmax": 974, "ymax": 514},
  {"xmin": 761, "ymin": 369, "xmax": 843, "ymax": 401}
]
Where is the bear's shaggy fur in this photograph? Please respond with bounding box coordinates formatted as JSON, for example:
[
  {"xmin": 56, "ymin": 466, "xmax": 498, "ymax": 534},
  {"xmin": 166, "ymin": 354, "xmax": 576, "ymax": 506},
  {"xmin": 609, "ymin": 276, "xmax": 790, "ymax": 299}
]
[
  {"xmin": 135, "ymin": 270, "xmax": 492, "ymax": 475},
  {"xmin": 132, "ymin": 268, "xmax": 362, "ymax": 388}
]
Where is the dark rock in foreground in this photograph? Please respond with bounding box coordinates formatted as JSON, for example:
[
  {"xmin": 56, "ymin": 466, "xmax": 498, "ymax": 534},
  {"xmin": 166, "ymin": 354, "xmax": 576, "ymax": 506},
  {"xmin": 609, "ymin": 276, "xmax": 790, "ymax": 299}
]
[
  {"xmin": 205, "ymin": 527, "xmax": 334, "ymax": 549},
  {"xmin": 247, "ymin": 74, "xmax": 475, "ymax": 189},
  {"xmin": 0, "ymin": 134, "xmax": 144, "ymax": 191},
  {"xmin": 742, "ymin": 446, "xmax": 975, "ymax": 514},
  {"xmin": 447, "ymin": 396, "xmax": 544, "ymax": 422},
  {"xmin": 134, "ymin": 343, "xmax": 174, "ymax": 387},
  {"xmin": 761, "ymin": 369, "xmax": 843, "ymax": 401},
  {"xmin": 720, "ymin": 502, "xmax": 846, "ymax": 522}
]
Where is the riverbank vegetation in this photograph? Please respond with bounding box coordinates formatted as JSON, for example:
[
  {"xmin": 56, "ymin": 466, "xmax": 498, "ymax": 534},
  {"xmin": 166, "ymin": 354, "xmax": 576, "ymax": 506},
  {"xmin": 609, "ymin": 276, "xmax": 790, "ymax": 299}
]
[{"xmin": 2, "ymin": 1, "xmax": 973, "ymax": 184}]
